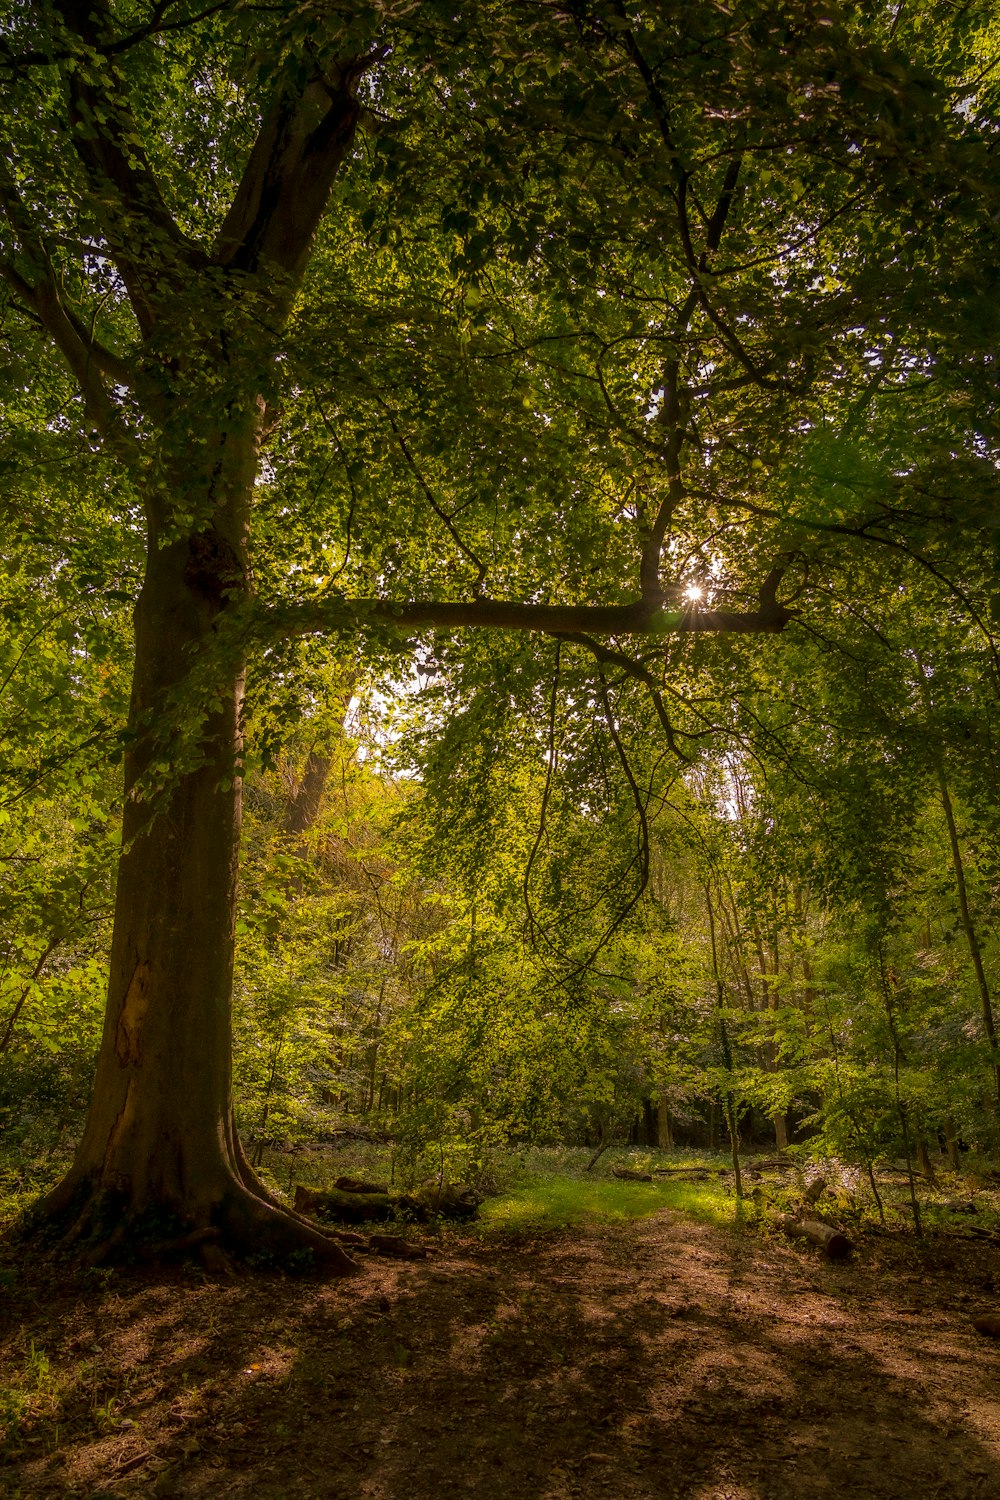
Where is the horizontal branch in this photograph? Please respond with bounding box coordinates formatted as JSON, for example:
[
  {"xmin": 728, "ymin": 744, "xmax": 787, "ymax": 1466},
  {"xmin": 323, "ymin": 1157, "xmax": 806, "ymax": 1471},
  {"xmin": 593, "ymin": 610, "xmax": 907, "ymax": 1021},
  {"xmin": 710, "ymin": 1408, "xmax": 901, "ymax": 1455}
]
[{"xmin": 266, "ymin": 593, "xmax": 797, "ymax": 641}]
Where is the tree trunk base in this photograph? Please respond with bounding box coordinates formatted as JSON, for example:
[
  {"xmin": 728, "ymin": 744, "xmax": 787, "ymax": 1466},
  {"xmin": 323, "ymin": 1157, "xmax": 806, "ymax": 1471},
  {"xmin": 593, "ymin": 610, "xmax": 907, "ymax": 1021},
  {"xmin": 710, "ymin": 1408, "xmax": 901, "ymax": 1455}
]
[{"xmin": 27, "ymin": 1170, "xmax": 360, "ymax": 1276}]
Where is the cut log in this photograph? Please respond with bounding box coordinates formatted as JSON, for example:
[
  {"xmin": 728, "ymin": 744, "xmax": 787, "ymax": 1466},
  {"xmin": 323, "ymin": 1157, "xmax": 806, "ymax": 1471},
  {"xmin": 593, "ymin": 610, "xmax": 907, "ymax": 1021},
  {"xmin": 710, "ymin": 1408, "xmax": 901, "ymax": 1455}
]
[
  {"xmin": 775, "ymin": 1214, "xmax": 853, "ymax": 1258},
  {"xmin": 612, "ymin": 1167, "xmax": 653, "ymax": 1182}
]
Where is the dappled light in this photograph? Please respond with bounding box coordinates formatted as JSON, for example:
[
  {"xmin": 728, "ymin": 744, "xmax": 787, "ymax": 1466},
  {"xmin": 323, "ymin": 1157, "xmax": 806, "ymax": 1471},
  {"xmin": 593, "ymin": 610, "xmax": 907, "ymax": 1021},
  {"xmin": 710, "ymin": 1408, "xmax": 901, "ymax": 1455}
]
[
  {"xmin": 3, "ymin": 1208, "xmax": 999, "ymax": 1497},
  {"xmin": 2, "ymin": 0, "xmax": 1000, "ymax": 1491}
]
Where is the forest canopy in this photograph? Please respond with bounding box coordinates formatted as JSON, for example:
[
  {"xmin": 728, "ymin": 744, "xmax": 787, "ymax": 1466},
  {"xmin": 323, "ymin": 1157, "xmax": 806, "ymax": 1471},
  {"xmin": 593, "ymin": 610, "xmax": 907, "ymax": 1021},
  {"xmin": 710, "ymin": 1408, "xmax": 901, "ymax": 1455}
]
[{"xmin": 0, "ymin": 0, "xmax": 998, "ymax": 1265}]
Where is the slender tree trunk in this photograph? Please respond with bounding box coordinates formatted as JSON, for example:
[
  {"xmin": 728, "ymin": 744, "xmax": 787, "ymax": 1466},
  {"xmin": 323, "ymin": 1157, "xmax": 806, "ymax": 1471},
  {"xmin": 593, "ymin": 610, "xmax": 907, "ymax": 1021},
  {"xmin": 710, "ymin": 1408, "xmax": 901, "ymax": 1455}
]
[
  {"xmin": 656, "ymin": 1099, "xmax": 673, "ymax": 1151},
  {"xmin": 705, "ymin": 882, "xmax": 742, "ymax": 1198},
  {"xmin": 881, "ymin": 953, "xmax": 921, "ymax": 1238},
  {"xmin": 282, "ymin": 672, "xmax": 355, "ymax": 840},
  {"xmin": 936, "ymin": 767, "xmax": 1000, "ymax": 1115},
  {"xmin": 916, "ymin": 1137, "xmax": 937, "ymax": 1185},
  {"xmin": 915, "ymin": 658, "xmax": 1000, "ymax": 1116},
  {"xmin": 748, "ymin": 912, "xmax": 789, "ymax": 1152}
]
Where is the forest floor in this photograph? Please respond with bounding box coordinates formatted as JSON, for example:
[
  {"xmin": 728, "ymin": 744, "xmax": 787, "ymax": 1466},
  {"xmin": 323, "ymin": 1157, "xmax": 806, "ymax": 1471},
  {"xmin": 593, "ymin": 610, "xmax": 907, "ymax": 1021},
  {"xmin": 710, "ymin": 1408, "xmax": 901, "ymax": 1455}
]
[{"xmin": 2, "ymin": 1168, "xmax": 1000, "ymax": 1500}]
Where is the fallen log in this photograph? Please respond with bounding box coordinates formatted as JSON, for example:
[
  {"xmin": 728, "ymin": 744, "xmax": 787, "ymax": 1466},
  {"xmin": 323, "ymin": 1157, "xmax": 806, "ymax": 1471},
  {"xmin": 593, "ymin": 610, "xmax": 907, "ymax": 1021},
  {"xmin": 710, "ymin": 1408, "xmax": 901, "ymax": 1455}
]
[
  {"xmin": 411, "ymin": 1181, "xmax": 482, "ymax": 1218},
  {"xmin": 775, "ymin": 1214, "xmax": 853, "ymax": 1259},
  {"xmin": 295, "ymin": 1186, "xmax": 396, "ymax": 1223},
  {"xmin": 652, "ymin": 1167, "xmax": 727, "ymax": 1178},
  {"xmin": 612, "ymin": 1167, "xmax": 653, "ymax": 1182},
  {"xmin": 334, "ymin": 1176, "xmax": 389, "ymax": 1194},
  {"xmin": 295, "ymin": 1181, "xmax": 482, "ymax": 1225}
]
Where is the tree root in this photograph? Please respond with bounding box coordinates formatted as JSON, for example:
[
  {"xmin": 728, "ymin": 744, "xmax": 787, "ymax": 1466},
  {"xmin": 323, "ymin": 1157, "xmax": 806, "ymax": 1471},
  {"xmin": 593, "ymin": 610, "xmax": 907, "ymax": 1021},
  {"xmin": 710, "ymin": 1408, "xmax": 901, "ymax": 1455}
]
[
  {"xmin": 86, "ymin": 1223, "xmax": 129, "ymax": 1268},
  {"xmin": 219, "ymin": 1187, "xmax": 359, "ymax": 1275},
  {"xmin": 145, "ymin": 1225, "xmax": 222, "ymax": 1260},
  {"xmin": 24, "ymin": 1173, "xmax": 359, "ymax": 1276}
]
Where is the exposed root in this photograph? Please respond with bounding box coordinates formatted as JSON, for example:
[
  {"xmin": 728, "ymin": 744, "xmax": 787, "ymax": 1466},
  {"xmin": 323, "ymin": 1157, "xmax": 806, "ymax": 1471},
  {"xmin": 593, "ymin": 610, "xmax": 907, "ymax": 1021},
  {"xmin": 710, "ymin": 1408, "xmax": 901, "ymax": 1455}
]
[
  {"xmin": 233, "ymin": 1137, "xmax": 358, "ymax": 1243},
  {"xmin": 219, "ymin": 1187, "xmax": 359, "ymax": 1275},
  {"xmin": 145, "ymin": 1225, "xmax": 222, "ymax": 1260},
  {"xmin": 23, "ymin": 1171, "xmax": 360, "ymax": 1275},
  {"xmin": 86, "ymin": 1223, "xmax": 128, "ymax": 1268}
]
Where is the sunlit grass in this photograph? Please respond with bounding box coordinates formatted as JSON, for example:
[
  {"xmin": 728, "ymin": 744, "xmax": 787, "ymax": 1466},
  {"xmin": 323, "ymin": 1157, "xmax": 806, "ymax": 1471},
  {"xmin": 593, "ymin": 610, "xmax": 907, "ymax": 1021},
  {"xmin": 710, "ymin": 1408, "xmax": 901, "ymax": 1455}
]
[{"xmin": 478, "ymin": 1147, "xmax": 739, "ymax": 1235}]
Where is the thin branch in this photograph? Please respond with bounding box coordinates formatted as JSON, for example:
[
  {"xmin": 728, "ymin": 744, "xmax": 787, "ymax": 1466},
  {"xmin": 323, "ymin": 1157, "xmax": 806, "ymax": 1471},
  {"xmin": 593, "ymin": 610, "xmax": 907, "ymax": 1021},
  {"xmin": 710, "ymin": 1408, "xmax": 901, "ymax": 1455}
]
[
  {"xmin": 522, "ymin": 639, "xmax": 561, "ymax": 947},
  {"xmin": 382, "ymin": 410, "xmax": 489, "ymax": 593},
  {"xmin": 0, "ymin": 160, "xmax": 133, "ymax": 443},
  {"xmin": 553, "ymin": 632, "xmax": 692, "ymax": 761},
  {"xmin": 596, "ymin": 666, "xmax": 650, "ymax": 897},
  {"xmin": 0, "ymin": 937, "xmax": 61, "ymax": 1054}
]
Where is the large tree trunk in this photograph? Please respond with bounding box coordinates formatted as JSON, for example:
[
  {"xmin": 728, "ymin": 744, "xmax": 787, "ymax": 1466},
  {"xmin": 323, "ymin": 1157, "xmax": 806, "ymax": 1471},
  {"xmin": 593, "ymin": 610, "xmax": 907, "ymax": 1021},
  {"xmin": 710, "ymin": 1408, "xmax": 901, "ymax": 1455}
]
[{"xmin": 36, "ymin": 421, "xmax": 355, "ymax": 1273}]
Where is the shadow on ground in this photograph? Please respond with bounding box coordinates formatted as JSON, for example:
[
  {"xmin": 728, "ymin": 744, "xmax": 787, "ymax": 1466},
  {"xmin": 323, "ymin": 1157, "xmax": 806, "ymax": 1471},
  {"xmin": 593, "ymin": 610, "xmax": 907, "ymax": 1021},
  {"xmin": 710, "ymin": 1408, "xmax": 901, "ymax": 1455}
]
[{"xmin": 2, "ymin": 1212, "xmax": 999, "ymax": 1498}]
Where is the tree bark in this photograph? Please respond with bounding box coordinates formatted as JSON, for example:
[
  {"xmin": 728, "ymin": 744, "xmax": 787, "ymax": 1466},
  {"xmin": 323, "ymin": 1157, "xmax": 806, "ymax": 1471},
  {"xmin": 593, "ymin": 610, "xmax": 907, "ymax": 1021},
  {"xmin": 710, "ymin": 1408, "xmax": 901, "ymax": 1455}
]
[
  {"xmin": 36, "ymin": 422, "xmax": 355, "ymax": 1273},
  {"xmin": 774, "ymin": 1215, "xmax": 852, "ymax": 1258},
  {"xmin": 936, "ymin": 766, "xmax": 1000, "ymax": 1115},
  {"xmin": 656, "ymin": 1099, "xmax": 673, "ymax": 1151}
]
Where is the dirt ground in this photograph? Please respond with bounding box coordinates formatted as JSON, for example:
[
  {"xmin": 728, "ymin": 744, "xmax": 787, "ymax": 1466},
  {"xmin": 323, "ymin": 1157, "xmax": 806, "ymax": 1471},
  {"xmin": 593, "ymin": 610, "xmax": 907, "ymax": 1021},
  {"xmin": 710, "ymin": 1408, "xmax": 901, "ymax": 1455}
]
[{"xmin": 2, "ymin": 1208, "xmax": 1000, "ymax": 1499}]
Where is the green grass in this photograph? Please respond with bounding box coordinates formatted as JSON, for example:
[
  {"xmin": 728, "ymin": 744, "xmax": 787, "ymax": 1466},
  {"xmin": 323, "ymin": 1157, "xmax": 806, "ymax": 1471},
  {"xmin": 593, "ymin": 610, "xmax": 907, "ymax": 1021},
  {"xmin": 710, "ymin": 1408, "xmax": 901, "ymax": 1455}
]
[
  {"xmin": 477, "ymin": 1147, "xmax": 739, "ymax": 1235},
  {"xmin": 260, "ymin": 1140, "xmax": 742, "ymax": 1236}
]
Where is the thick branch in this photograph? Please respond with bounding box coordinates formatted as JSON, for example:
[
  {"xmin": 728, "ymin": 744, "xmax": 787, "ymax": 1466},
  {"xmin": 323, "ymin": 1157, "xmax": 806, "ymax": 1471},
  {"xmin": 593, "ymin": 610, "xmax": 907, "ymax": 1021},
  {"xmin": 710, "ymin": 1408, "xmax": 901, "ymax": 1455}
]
[
  {"xmin": 54, "ymin": 0, "xmax": 202, "ymax": 333},
  {"xmin": 0, "ymin": 160, "xmax": 131, "ymax": 438},
  {"xmin": 268, "ymin": 592, "xmax": 797, "ymax": 641},
  {"xmin": 1, "ymin": 0, "xmax": 234, "ymax": 72},
  {"xmin": 213, "ymin": 54, "xmax": 376, "ymax": 283}
]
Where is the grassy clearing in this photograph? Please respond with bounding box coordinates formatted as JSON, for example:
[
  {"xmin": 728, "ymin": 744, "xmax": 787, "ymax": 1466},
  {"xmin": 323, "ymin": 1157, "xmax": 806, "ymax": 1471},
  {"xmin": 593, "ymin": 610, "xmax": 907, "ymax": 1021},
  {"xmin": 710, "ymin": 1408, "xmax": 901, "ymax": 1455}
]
[
  {"xmin": 478, "ymin": 1171, "xmax": 735, "ymax": 1234},
  {"xmin": 476, "ymin": 1146, "xmax": 738, "ymax": 1236},
  {"xmin": 258, "ymin": 1141, "xmax": 741, "ymax": 1236}
]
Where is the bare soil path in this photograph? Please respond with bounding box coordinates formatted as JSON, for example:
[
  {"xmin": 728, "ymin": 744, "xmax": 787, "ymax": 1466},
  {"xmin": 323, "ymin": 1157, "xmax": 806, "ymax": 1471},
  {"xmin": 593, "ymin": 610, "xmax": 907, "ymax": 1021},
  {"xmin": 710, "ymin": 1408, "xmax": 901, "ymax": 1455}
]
[{"xmin": 2, "ymin": 1210, "xmax": 1000, "ymax": 1498}]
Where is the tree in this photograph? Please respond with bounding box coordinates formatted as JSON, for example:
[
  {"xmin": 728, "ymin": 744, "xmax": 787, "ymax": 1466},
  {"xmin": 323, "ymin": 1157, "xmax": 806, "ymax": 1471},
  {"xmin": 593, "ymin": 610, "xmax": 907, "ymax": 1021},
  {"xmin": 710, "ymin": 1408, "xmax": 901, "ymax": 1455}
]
[{"xmin": 1, "ymin": 0, "xmax": 994, "ymax": 1263}]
